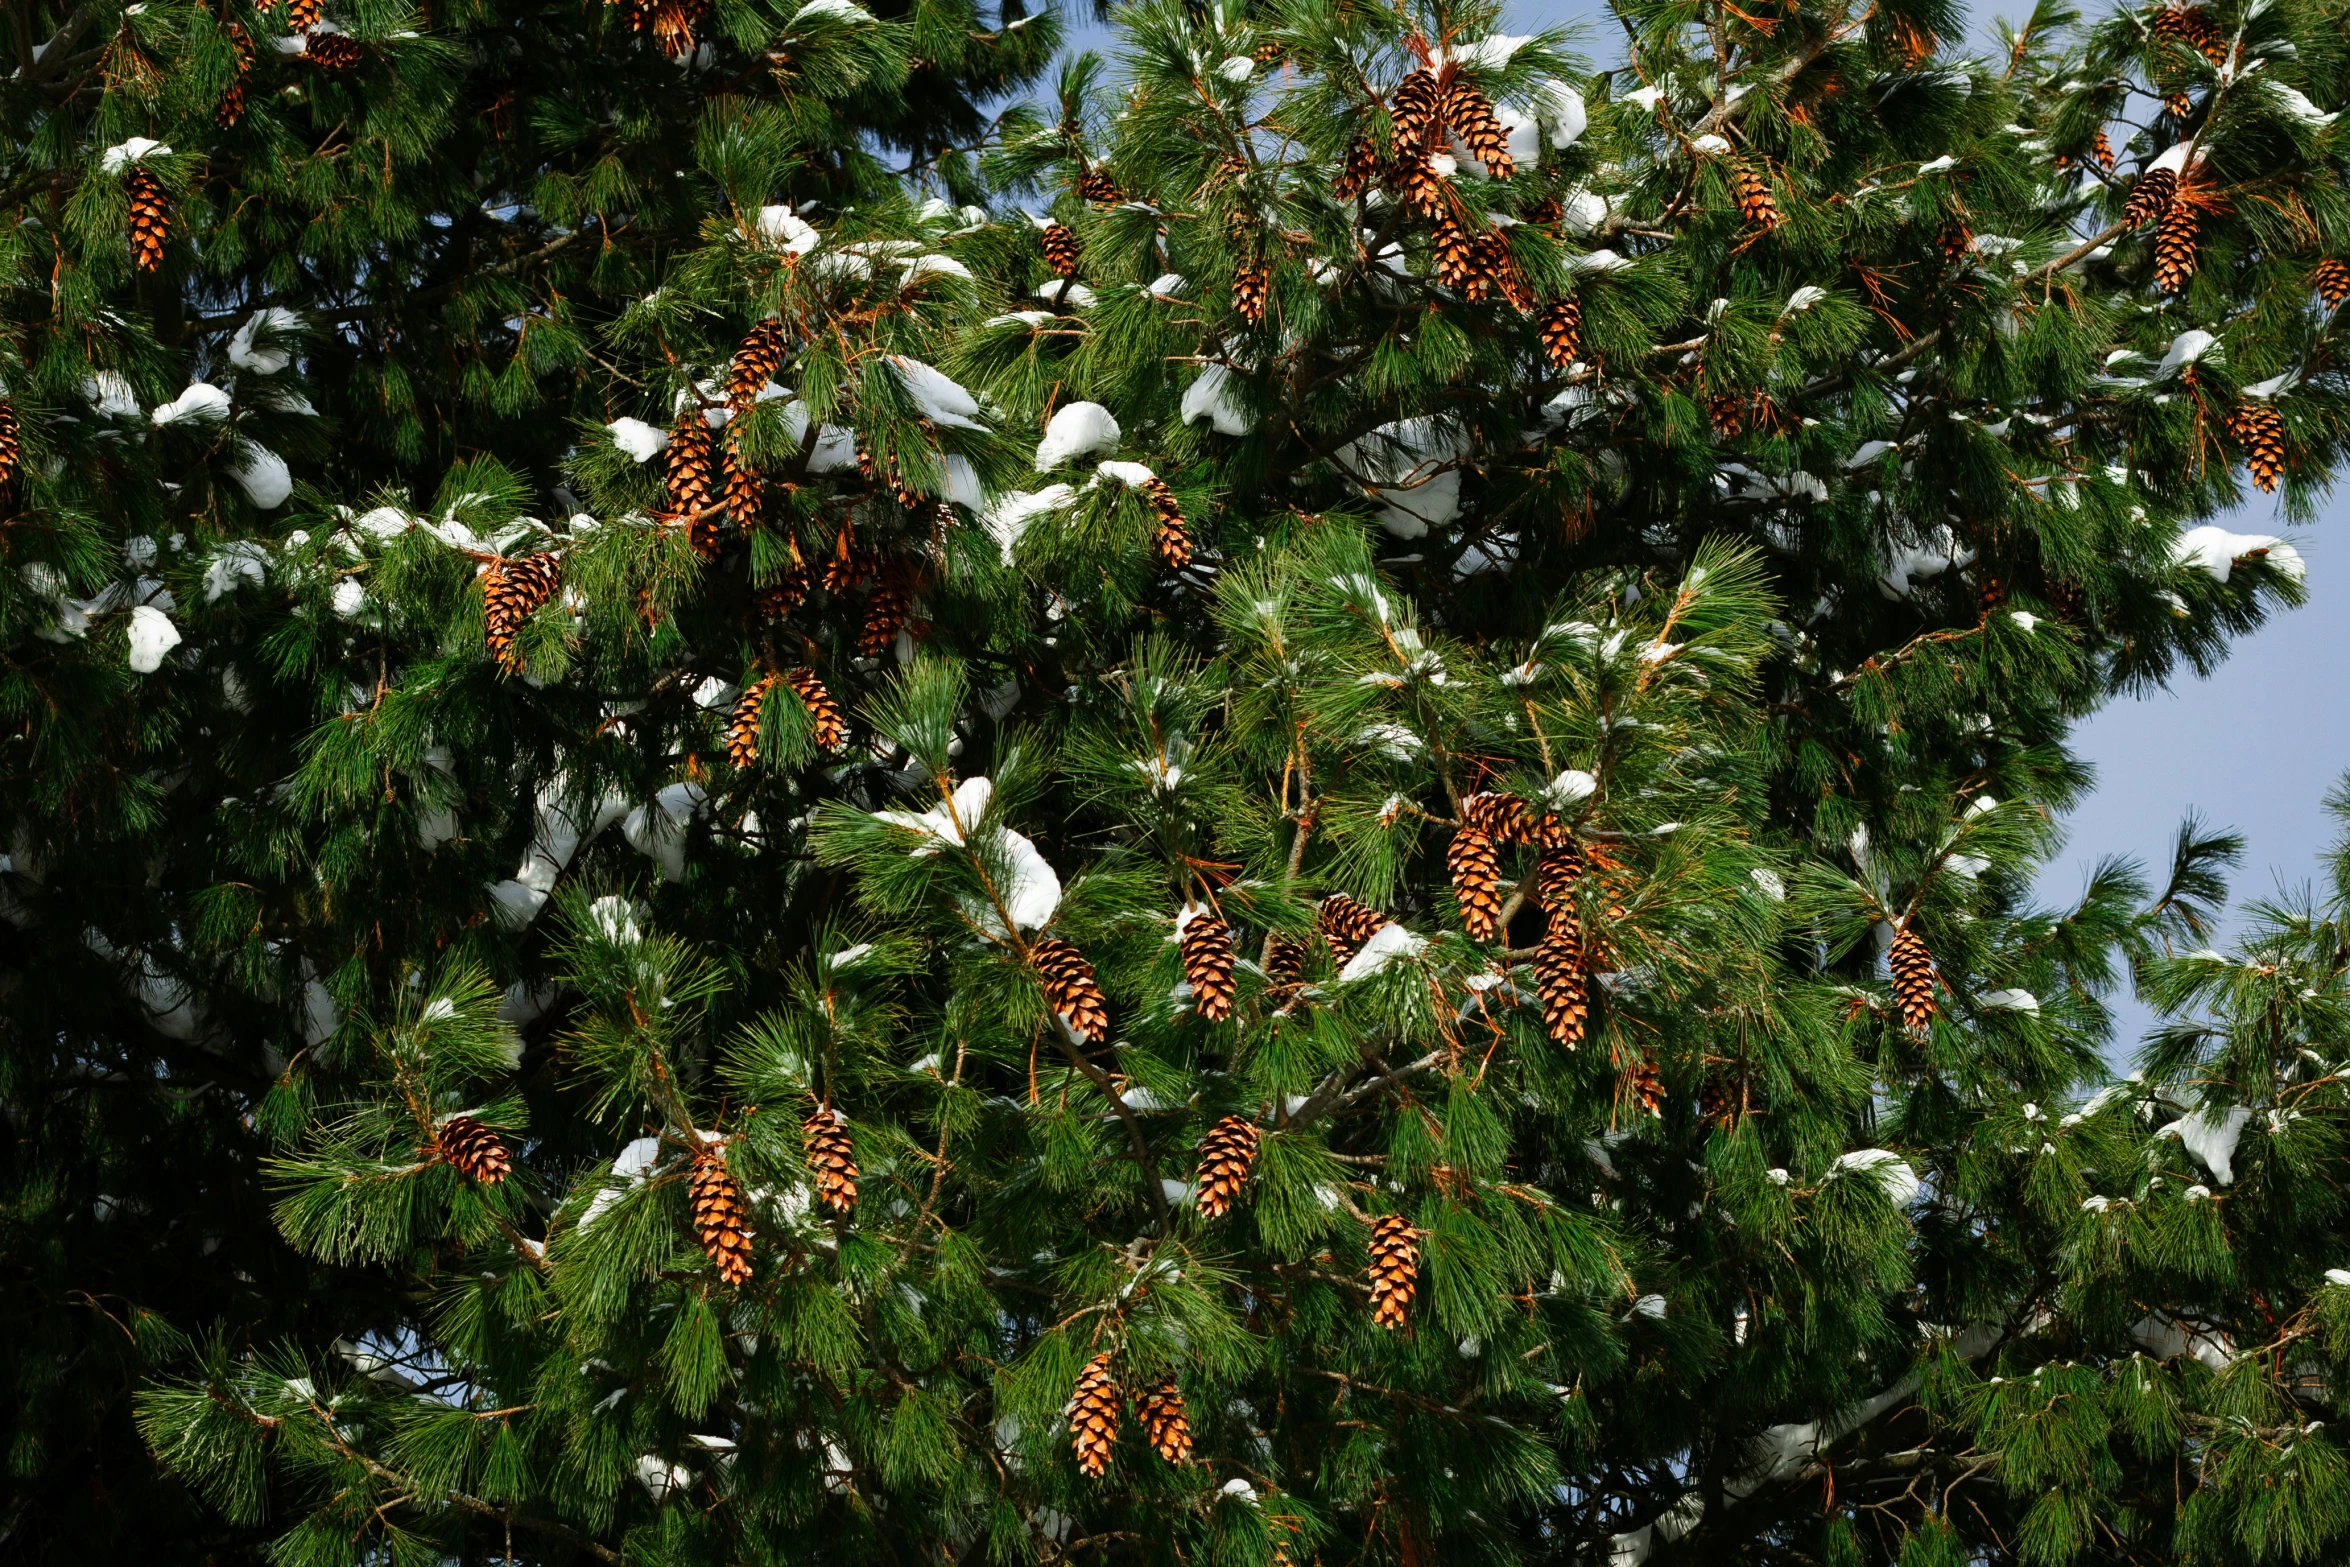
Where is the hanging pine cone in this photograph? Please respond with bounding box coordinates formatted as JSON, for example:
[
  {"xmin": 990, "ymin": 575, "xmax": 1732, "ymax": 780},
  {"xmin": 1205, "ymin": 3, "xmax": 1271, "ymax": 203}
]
[
  {"xmin": 781, "ymin": 666, "xmax": 846, "ymax": 752},
  {"xmin": 648, "ymin": 0, "xmax": 708, "ymax": 57},
  {"xmin": 1252, "ymin": 36, "xmax": 1282, "ymax": 63},
  {"xmin": 1707, "ymin": 390, "xmax": 1747, "ymax": 438},
  {"xmin": 2092, "ymin": 129, "xmax": 2115, "ymax": 170},
  {"xmin": 482, "ymin": 553, "xmax": 562, "ymax": 670},
  {"xmin": 1887, "ymin": 923, "xmax": 1938, "ymax": 1031},
  {"xmin": 1535, "ymin": 914, "xmax": 1588, "ymax": 1048},
  {"xmin": 1333, "ymin": 135, "xmax": 1383, "ymax": 200},
  {"xmin": 0, "ymin": 397, "xmax": 18, "ymax": 510},
  {"xmin": 1142, "ymin": 476, "xmax": 1191, "ymax": 569},
  {"xmin": 720, "ymin": 424, "xmax": 764, "ymax": 533},
  {"xmin": 1439, "ymin": 78, "xmax": 1515, "ymax": 178},
  {"xmin": 1032, "ymin": 936, "xmax": 1111, "ymax": 1044},
  {"xmin": 1194, "ymin": 1114, "xmax": 1259, "ymax": 1218},
  {"xmin": 1460, "ymin": 230, "xmax": 1515, "ymax": 304},
  {"xmin": 803, "ymin": 1106, "xmax": 857, "ymax": 1214},
  {"xmin": 1076, "ymin": 165, "xmax": 1125, "ymax": 205},
  {"xmin": 1620, "ymin": 1056, "xmax": 1666, "ymax": 1118},
  {"xmin": 2227, "ymin": 401, "xmax": 2287, "ymax": 493},
  {"xmin": 1448, "ymin": 828, "xmax": 1503, "ymax": 943},
  {"xmin": 1537, "ymin": 841, "xmax": 1586, "ymax": 912},
  {"xmin": 1233, "ymin": 259, "xmax": 1271, "ymax": 327},
  {"xmin": 1461, "ymin": 790, "xmax": 1534, "ymax": 843},
  {"xmin": 287, "ymin": 0, "xmax": 321, "ymax": 29},
  {"xmin": 687, "ymin": 1147, "xmax": 755, "ymax": 1286},
  {"xmin": 666, "ymin": 410, "xmax": 716, "ymax": 521},
  {"xmin": 2123, "ymin": 166, "xmax": 2178, "ymax": 226},
  {"xmin": 1397, "ymin": 156, "xmax": 1447, "ymax": 218},
  {"xmin": 2151, "ymin": 5, "xmax": 2226, "ymax": 64},
  {"xmin": 726, "ymin": 674, "xmax": 776, "ymax": 769},
  {"xmin": 215, "ymin": 23, "xmax": 255, "ymax": 127},
  {"xmin": 435, "ymin": 1115, "xmax": 511, "ymax": 1184},
  {"xmin": 1366, "ymin": 1214, "xmax": 1420, "ymax": 1329},
  {"xmin": 1537, "ymin": 296, "xmax": 1583, "ymax": 368},
  {"xmin": 126, "ymin": 167, "xmax": 170, "ymax": 274},
  {"xmin": 1179, "ymin": 909, "xmax": 1237, "ymax": 1023},
  {"xmin": 755, "ymin": 570, "xmax": 806, "ymax": 621},
  {"xmin": 2315, "ymin": 258, "xmax": 2350, "ymax": 309},
  {"xmin": 1135, "ymin": 1377, "xmax": 1193, "ymax": 1464},
  {"xmin": 1733, "ymin": 165, "xmax": 1780, "ymax": 229},
  {"xmin": 2153, "ymin": 204, "xmax": 2199, "ymax": 292},
  {"xmin": 820, "ymin": 533, "xmax": 869, "ymax": 594},
  {"xmin": 1067, "ymin": 1353, "xmax": 1122, "ymax": 1478},
  {"xmin": 305, "ymin": 31, "xmax": 363, "ymax": 70},
  {"xmin": 727, "ymin": 320, "xmax": 788, "ymax": 409},
  {"xmin": 1265, "ymin": 933, "xmax": 1309, "ymax": 990},
  {"xmin": 1431, "ymin": 212, "xmax": 1478, "ymax": 291},
  {"xmin": 1317, "ymin": 894, "xmax": 1386, "ymax": 967},
  {"xmin": 1041, "ymin": 221, "xmax": 1082, "ymax": 279},
  {"xmin": 860, "ymin": 568, "xmax": 910, "ymax": 659},
  {"xmin": 1388, "ymin": 68, "xmax": 1441, "ymax": 156}
]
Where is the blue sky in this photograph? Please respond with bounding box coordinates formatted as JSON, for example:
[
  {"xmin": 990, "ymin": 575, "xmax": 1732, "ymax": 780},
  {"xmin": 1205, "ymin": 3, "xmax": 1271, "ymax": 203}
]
[{"xmin": 1047, "ymin": 0, "xmax": 2348, "ymax": 1055}]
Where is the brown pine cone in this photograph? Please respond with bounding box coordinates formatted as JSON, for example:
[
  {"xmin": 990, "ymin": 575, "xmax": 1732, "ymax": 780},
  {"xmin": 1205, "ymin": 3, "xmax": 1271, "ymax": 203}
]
[
  {"xmin": 1396, "ymin": 155, "xmax": 1447, "ymax": 218},
  {"xmin": 2153, "ymin": 204, "xmax": 2199, "ymax": 292},
  {"xmin": 1620, "ymin": 1055, "xmax": 1666, "ymax": 1119},
  {"xmin": 1076, "ymin": 165, "xmax": 1125, "ymax": 205},
  {"xmin": 803, "ymin": 1106, "xmax": 857, "ymax": 1214},
  {"xmin": 1733, "ymin": 165, "xmax": 1780, "ymax": 229},
  {"xmin": 435, "ymin": 1114, "xmax": 512, "ymax": 1184},
  {"xmin": 1460, "ymin": 229, "xmax": 1513, "ymax": 304},
  {"xmin": 1537, "ymin": 841, "xmax": 1586, "ymax": 913},
  {"xmin": 2092, "ymin": 129, "xmax": 2115, "ymax": 170},
  {"xmin": 215, "ymin": 23, "xmax": 255, "ymax": 127},
  {"xmin": 1333, "ymin": 135, "xmax": 1384, "ymax": 200},
  {"xmin": 687, "ymin": 1146, "xmax": 754, "ymax": 1286},
  {"xmin": 2226, "ymin": 402, "xmax": 2287, "ymax": 493},
  {"xmin": 482, "ymin": 553, "xmax": 562, "ymax": 670},
  {"xmin": 2313, "ymin": 258, "xmax": 2350, "ymax": 309},
  {"xmin": 722, "ymin": 423, "xmax": 761, "ymax": 532},
  {"xmin": 2151, "ymin": 5, "xmax": 2226, "ymax": 64},
  {"xmin": 2123, "ymin": 166, "xmax": 2178, "ymax": 226},
  {"xmin": 1537, "ymin": 296, "xmax": 1583, "ymax": 368},
  {"xmin": 1142, "ymin": 476, "xmax": 1191, "ymax": 569},
  {"xmin": 1179, "ymin": 909, "xmax": 1237, "ymax": 1023},
  {"xmin": 1707, "ymin": 390, "xmax": 1747, "ymax": 438},
  {"xmin": 1366, "ymin": 1214, "xmax": 1420, "ymax": 1329},
  {"xmin": 755, "ymin": 570, "xmax": 807, "ymax": 621},
  {"xmin": 1194, "ymin": 1114, "xmax": 1259, "ymax": 1218},
  {"xmin": 1887, "ymin": 923, "xmax": 1937, "ymax": 1031},
  {"xmin": 1448, "ymin": 828, "xmax": 1503, "ymax": 943},
  {"xmin": 287, "ymin": 0, "xmax": 321, "ymax": 28},
  {"xmin": 666, "ymin": 410, "xmax": 716, "ymax": 521},
  {"xmin": 780, "ymin": 667, "xmax": 846, "ymax": 752},
  {"xmin": 126, "ymin": 167, "xmax": 170, "ymax": 274},
  {"xmin": 1317, "ymin": 894, "xmax": 1386, "ymax": 967},
  {"xmin": 1440, "ymin": 78, "xmax": 1515, "ymax": 178},
  {"xmin": 1067, "ymin": 1352, "xmax": 1122, "ymax": 1478},
  {"xmin": 726, "ymin": 674, "xmax": 776, "ymax": 769},
  {"xmin": 1033, "ymin": 936, "xmax": 1111, "ymax": 1044},
  {"xmin": 1233, "ymin": 259, "xmax": 1271, "ymax": 327},
  {"xmin": 727, "ymin": 320, "xmax": 789, "ymax": 409},
  {"xmin": 1461, "ymin": 790, "xmax": 1534, "ymax": 844},
  {"xmin": 0, "ymin": 397, "xmax": 18, "ymax": 510},
  {"xmin": 860, "ymin": 568, "xmax": 911, "ymax": 660},
  {"xmin": 1388, "ymin": 68, "xmax": 1441, "ymax": 157},
  {"xmin": 1041, "ymin": 221, "xmax": 1082, "ymax": 279},
  {"xmin": 305, "ymin": 31, "xmax": 363, "ymax": 70},
  {"xmin": 1265, "ymin": 933, "xmax": 1309, "ymax": 991},
  {"xmin": 1535, "ymin": 913, "xmax": 1588, "ymax": 1048},
  {"xmin": 1135, "ymin": 1376, "xmax": 1193, "ymax": 1464},
  {"xmin": 1431, "ymin": 212, "xmax": 1477, "ymax": 291}
]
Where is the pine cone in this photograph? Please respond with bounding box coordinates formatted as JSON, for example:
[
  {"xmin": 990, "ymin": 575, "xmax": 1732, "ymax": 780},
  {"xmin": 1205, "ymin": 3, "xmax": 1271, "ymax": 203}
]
[
  {"xmin": 1537, "ymin": 296, "xmax": 1583, "ymax": 369},
  {"xmin": 688, "ymin": 1147, "xmax": 755, "ymax": 1286},
  {"xmin": 1887, "ymin": 924, "xmax": 1937, "ymax": 1031},
  {"xmin": 2092, "ymin": 129, "xmax": 2115, "ymax": 170},
  {"xmin": 1396, "ymin": 156, "xmax": 1447, "ymax": 218},
  {"xmin": 803, "ymin": 1105, "xmax": 858, "ymax": 1214},
  {"xmin": 126, "ymin": 167, "xmax": 170, "ymax": 274},
  {"xmin": 1265, "ymin": 933, "xmax": 1309, "ymax": 990},
  {"xmin": 1067, "ymin": 1352, "xmax": 1122, "ymax": 1478},
  {"xmin": 1388, "ymin": 68, "xmax": 1441, "ymax": 157},
  {"xmin": 1707, "ymin": 391, "xmax": 1747, "ymax": 438},
  {"xmin": 482, "ymin": 553, "xmax": 562, "ymax": 670},
  {"xmin": 1033, "ymin": 936, "xmax": 1111, "ymax": 1043},
  {"xmin": 1179, "ymin": 909, "xmax": 1236, "ymax": 1022},
  {"xmin": 648, "ymin": 0, "xmax": 707, "ymax": 57},
  {"xmin": 1075, "ymin": 165, "xmax": 1125, "ymax": 205},
  {"xmin": 1431, "ymin": 212, "xmax": 1478, "ymax": 291},
  {"xmin": 1194, "ymin": 1114, "xmax": 1259, "ymax": 1218},
  {"xmin": 1536, "ymin": 841, "xmax": 1586, "ymax": 913},
  {"xmin": 1461, "ymin": 790, "xmax": 1534, "ymax": 844},
  {"xmin": 2151, "ymin": 5, "xmax": 2226, "ymax": 64},
  {"xmin": 0, "ymin": 397, "xmax": 18, "ymax": 510},
  {"xmin": 1333, "ymin": 135, "xmax": 1383, "ymax": 201},
  {"xmin": 2226, "ymin": 401, "xmax": 2287, "ymax": 493},
  {"xmin": 721, "ymin": 423, "xmax": 763, "ymax": 533},
  {"xmin": 860, "ymin": 568, "xmax": 911, "ymax": 659},
  {"xmin": 1366, "ymin": 1214, "xmax": 1420, "ymax": 1329},
  {"xmin": 755, "ymin": 570, "xmax": 807, "ymax": 621},
  {"xmin": 1535, "ymin": 914, "xmax": 1588, "ymax": 1048},
  {"xmin": 305, "ymin": 32, "xmax": 363, "ymax": 70},
  {"xmin": 1317, "ymin": 894, "xmax": 1386, "ymax": 967},
  {"xmin": 1041, "ymin": 221, "xmax": 1082, "ymax": 279},
  {"xmin": 2123, "ymin": 166, "xmax": 2178, "ymax": 226},
  {"xmin": 666, "ymin": 411, "xmax": 716, "ymax": 523},
  {"xmin": 728, "ymin": 320, "xmax": 789, "ymax": 409},
  {"xmin": 726, "ymin": 674, "xmax": 776, "ymax": 769},
  {"xmin": 1448, "ymin": 828, "xmax": 1503, "ymax": 942},
  {"xmin": 1252, "ymin": 37, "xmax": 1282, "ymax": 63},
  {"xmin": 1440, "ymin": 78, "xmax": 1515, "ymax": 178},
  {"xmin": 1460, "ymin": 229, "xmax": 1513, "ymax": 304},
  {"xmin": 1620, "ymin": 1055, "xmax": 1666, "ymax": 1118},
  {"xmin": 1233, "ymin": 259, "xmax": 1271, "ymax": 327},
  {"xmin": 2315, "ymin": 258, "xmax": 2350, "ymax": 309},
  {"xmin": 215, "ymin": 23, "xmax": 255, "ymax": 127},
  {"xmin": 436, "ymin": 1114, "xmax": 512, "ymax": 1184},
  {"xmin": 781, "ymin": 667, "xmax": 846, "ymax": 752},
  {"xmin": 287, "ymin": 0, "xmax": 321, "ymax": 29},
  {"xmin": 2153, "ymin": 204, "xmax": 2199, "ymax": 292},
  {"xmin": 1142, "ymin": 476, "xmax": 1190, "ymax": 569},
  {"xmin": 1135, "ymin": 1376, "xmax": 1193, "ymax": 1464},
  {"xmin": 1733, "ymin": 165, "xmax": 1780, "ymax": 229}
]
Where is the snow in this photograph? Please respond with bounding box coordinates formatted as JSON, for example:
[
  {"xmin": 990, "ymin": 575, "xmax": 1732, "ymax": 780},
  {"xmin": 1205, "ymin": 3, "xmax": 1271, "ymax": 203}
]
[
  {"xmin": 1535, "ymin": 80, "xmax": 1587, "ymax": 147},
  {"xmin": 2145, "ymin": 139, "xmax": 2202, "ymax": 176},
  {"xmin": 2155, "ymin": 328, "xmax": 2220, "ymax": 377},
  {"xmin": 622, "ymin": 781, "xmax": 708, "ymax": 882},
  {"xmin": 1979, "ymin": 989, "xmax": 2039, "ymax": 1012},
  {"xmin": 1434, "ymin": 34, "xmax": 1530, "ymax": 69},
  {"xmin": 794, "ymin": 0, "xmax": 874, "ymax": 19},
  {"xmin": 227, "ymin": 307, "xmax": 303, "ymax": 374},
  {"xmin": 1917, "ymin": 154, "xmax": 1958, "ymax": 174},
  {"xmin": 125, "ymin": 605, "xmax": 180, "ymax": 672},
  {"xmin": 99, "ymin": 137, "xmax": 170, "ymax": 173},
  {"xmin": 939, "ymin": 454, "xmax": 987, "ymax": 511},
  {"xmin": 1146, "ymin": 273, "xmax": 1187, "ymax": 296},
  {"xmin": 1217, "ymin": 55, "xmax": 1255, "ymax": 81},
  {"xmin": 885, "ymin": 356, "xmax": 988, "ymax": 431},
  {"xmin": 1180, "ymin": 364, "xmax": 1250, "ymax": 436},
  {"xmin": 151, "ymin": 382, "xmax": 232, "ymax": 426},
  {"xmin": 2172, "ymin": 526, "xmax": 2302, "ymax": 584},
  {"xmin": 1783, "ymin": 285, "xmax": 1828, "ymax": 314},
  {"xmin": 2132, "ymin": 1312, "xmax": 2234, "ymax": 1368},
  {"xmin": 2328, "ymin": 1268, "xmax": 2350, "ymax": 1286},
  {"xmin": 986, "ymin": 310, "xmax": 1056, "ymax": 328},
  {"xmin": 977, "ymin": 486, "xmax": 1073, "ymax": 563},
  {"xmin": 755, "ymin": 205, "xmax": 820, "ymax": 253},
  {"xmin": 1879, "ymin": 525, "xmax": 1973, "ymax": 598},
  {"xmin": 1035, "ymin": 279, "xmax": 1097, "ymax": 308},
  {"xmin": 203, "ymin": 541, "xmax": 270, "ymax": 601},
  {"xmin": 486, "ymin": 782, "xmax": 629, "ymax": 929},
  {"xmin": 1337, "ymin": 921, "xmax": 1422, "ymax": 981},
  {"xmin": 608, "ymin": 417, "xmax": 668, "ymax": 461},
  {"xmin": 1545, "ymin": 769, "xmax": 1597, "ymax": 808},
  {"xmin": 1842, "ymin": 441, "xmax": 1894, "ymax": 470},
  {"xmin": 1334, "ymin": 418, "xmax": 1470, "ymax": 537},
  {"xmin": 231, "ymin": 444, "xmax": 292, "ymax": 508},
  {"xmin": 1828, "ymin": 1148, "xmax": 1920, "ymax": 1208},
  {"xmin": 2242, "ymin": 370, "xmax": 2295, "ymax": 401},
  {"xmin": 1566, "ymin": 248, "xmax": 1631, "ymax": 273},
  {"xmin": 2267, "ymin": 80, "xmax": 2336, "ymax": 126},
  {"xmin": 1625, "ymin": 85, "xmax": 1664, "ymax": 110},
  {"xmin": 871, "ymin": 779, "xmax": 1059, "ymax": 931},
  {"xmin": 899, "ymin": 253, "xmax": 971, "ymax": 284},
  {"xmin": 2156, "ymin": 1104, "xmax": 2252, "ymax": 1184},
  {"xmin": 83, "ymin": 371, "xmax": 139, "ymax": 418},
  {"xmin": 1689, "ymin": 134, "xmax": 1730, "ymax": 155},
  {"xmin": 1035, "ymin": 401, "xmax": 1120, "ymax": 469},
  {"xmin": 1093, "ymin": 460, "xmax": 1156, "ymax": 490},
  {"xmin": 1749, "ymin": 868, "xmax": 1786, "ymax": 900}
]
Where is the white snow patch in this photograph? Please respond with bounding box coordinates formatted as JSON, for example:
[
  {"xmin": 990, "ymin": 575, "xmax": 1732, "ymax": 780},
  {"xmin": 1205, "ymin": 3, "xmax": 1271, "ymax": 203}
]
[
  {"xmin": 125, "ymin": 606, "xmax": 180, "ymax": 672},
  {"xmin": 2172, "ymin": 526, "xmax": 2301, "ymax": 584},
  {"xmin": 1180, "ymin": 363, "xmax": 1250, "ymax": 436},
  {"xmin": 608, "ymin": 417, "xmax": 668, "ymax": 461},
  {"xmin": 152, "ymin": 383, "xmax": 233, "ymax": 426},
  {"xmin": 2156, "ymin": 1104, "xmax": 2253, "ymax": 1184},
  {"xmin": 1035, "ymin": 401, "xmax": 1120, "ymax": 469},
  {"xmin": 1337, "ymin": 921, "xmax": 1423, "ymax": 981},
  {"xmin": 231, "ymin": 445, "xmax": 292, "ymax": 509},
  {"xmin": 1828, "ymin": 1149, "xmax": 1920, "ymax": 1208}
]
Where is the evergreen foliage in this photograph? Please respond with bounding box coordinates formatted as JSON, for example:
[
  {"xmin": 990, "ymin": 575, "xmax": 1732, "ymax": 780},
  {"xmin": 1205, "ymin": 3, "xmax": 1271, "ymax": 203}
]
[{"xmin": 6, "ymin": 0, "xmax": 2350, "ymax": 1561}]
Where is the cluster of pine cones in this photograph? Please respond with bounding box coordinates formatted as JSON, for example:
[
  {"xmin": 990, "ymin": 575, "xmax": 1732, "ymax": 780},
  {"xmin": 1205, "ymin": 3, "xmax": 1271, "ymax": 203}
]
[
  {"xmin": 1067, "ymin": 1353, "xmax": 1193, "ymax": 1477},
  {"xmin": 1333, "ymin": 62, "xmax": 1534, "ymax": 310},
  {"xmin": 1451, "ymin": 790, "xmax": 1589, "ymax": 1048},
  {"xmin": 677, "ymin": 1118, "xmax": 861, "ymax": 1286}
]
